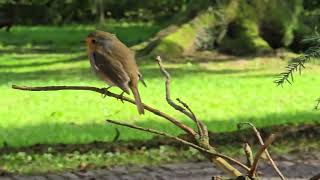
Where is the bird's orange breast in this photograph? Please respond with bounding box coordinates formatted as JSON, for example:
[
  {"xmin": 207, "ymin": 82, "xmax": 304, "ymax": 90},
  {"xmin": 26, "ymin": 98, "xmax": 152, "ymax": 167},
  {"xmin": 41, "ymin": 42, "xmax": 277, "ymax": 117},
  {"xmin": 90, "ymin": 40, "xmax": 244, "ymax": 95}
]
[{"xmin": 85, "ymin": 37, "xmax": 95, "ymax": 54}]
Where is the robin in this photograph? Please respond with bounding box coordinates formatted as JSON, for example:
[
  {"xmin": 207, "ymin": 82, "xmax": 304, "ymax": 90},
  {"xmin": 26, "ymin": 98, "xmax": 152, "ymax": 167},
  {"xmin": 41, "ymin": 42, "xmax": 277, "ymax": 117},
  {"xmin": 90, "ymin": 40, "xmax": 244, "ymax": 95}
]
[{"xmin": 85, "ymin": 30, "xmax": 146, "ymax": 114}]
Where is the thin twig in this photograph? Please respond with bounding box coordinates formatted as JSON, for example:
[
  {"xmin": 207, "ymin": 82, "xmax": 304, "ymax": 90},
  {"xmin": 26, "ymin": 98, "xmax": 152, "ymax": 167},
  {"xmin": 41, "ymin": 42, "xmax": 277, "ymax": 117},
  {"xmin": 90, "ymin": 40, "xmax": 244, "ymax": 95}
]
[
  {"xmin": 310, "ymin": 173, "xmax": 320, "ymax": 180},
  {"xmin": 176, "ymin": 98, "xmax": 207, "ymax": 137},
  {"xmin": 13, "ymin": 58, "xmax": 248, "ymax": 178},
  {"xmin": 176, "ymin": 98, "xmax": 197, "ymax": 124},
  {"xmin": 243, "ymin": 143, "xmax": 253, "ymax": 167},
  {"xmin": 155, "ymin": 56, "xmax": 195, "ymax": 120},
  {"xmin": 155, "ymin": 56, "xmax": 247, "ymax": 177},
  {"xmin": 156, "ymin": 56, "xmax": 205, "ymax": 136},
  {"xmin": 238, "ymin": 122, "xmax": 286, "ymax": 180},
  {"xmin": 249, "ymin": 134, "xmax": 277, "ymax": 177},
  {"xmin": 112, "ymin": 128, "xmax": 120, "ymax": 142},
  {"xmin": 106, "ymin": 119, "xmax": 250, "ymax": 172},
  {"xmin": 12, "ymin": 85, "xmax": 196, "ymax": 136}
]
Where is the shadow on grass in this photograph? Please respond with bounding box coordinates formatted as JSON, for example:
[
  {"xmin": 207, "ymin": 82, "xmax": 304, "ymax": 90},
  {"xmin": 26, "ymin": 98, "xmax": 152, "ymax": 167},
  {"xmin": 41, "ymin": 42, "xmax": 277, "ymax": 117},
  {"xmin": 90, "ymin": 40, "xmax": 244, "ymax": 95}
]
[
  {"xmin": 1, "ymin": 110, "xmax": 318, "ymax": 149},
  {"xmin": 0, "ymin": 47, "xmax": 86, "ymax": 54},
  {"xmin": 238, "ymin": 73, "xmax": 278, "ymax": 79},
  {"xmin": 141, "ymin": 66, "xmax": 258, "ymax": 78},
  {"xmin": 2, "ymin": 66, "xmax": 258, "ymax": 85},
  {"xmin": 0, "ymin": 54, "xmax": 87, "ymax": 69},
  {"xmin": 1, "ymin": 67, "xmax": 93, "ymax": 85}
]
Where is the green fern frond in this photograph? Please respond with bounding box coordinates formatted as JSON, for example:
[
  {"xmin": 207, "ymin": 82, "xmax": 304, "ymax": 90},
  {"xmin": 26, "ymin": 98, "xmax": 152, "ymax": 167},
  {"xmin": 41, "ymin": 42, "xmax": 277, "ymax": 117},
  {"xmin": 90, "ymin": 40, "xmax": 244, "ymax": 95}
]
[
  {"xmin": 275, "ymin": 35, "xmax": 320, "ymax": 110},
  {"xmin": 301, "ymin": 36, "xmax": 320, "ymax": 44},
  {"xmin": 274, "ymin": 39, "xmax": 320, "ymax": 86}
]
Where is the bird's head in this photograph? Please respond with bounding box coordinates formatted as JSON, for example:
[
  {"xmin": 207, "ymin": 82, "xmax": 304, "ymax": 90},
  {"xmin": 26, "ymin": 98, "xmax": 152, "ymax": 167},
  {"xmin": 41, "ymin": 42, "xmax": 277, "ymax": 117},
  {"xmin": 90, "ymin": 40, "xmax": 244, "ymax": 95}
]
[{"xmin": 86, "ymin": 30, "xmax": 116, "ymax": 52}]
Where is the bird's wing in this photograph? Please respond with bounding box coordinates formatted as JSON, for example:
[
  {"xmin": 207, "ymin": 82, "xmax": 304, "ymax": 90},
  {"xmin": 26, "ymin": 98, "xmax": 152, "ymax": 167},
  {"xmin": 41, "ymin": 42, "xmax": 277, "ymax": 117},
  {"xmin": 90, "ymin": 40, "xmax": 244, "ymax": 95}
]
[
  {"xmin": 103, "ymin": 38, "xmax": 147, "ymax": 87},
  {"xmin": 103, "ymin": 37, "xmax": 133, "ymax": 62},
  {"xmin": 92, "ymin": 51, "xmax": 130, "ymax": 94}
]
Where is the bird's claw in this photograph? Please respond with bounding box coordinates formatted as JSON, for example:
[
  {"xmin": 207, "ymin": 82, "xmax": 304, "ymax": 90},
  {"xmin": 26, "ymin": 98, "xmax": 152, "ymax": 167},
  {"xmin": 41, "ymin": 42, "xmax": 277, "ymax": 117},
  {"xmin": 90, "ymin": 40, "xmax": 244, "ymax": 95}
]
[
  {"xmin": 101, "ymin": 86, "xmax": 112, "ymax": 98},
  {"xmin": 117, "ymin": 91, "xmax": 125, "ymax": 103}
]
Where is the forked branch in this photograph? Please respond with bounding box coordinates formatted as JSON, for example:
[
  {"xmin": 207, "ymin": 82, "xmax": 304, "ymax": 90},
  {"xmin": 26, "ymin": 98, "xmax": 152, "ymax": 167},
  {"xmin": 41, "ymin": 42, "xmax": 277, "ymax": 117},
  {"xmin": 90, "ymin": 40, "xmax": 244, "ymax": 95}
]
[
  {"xmin": 238, "ymin": 122, "xmax": 285, "ymax": 180},
  {"xmin": 156, "ymin": 56, "xmax": 207, "ymax": 138},
  {"xmin": 13, "ymin": 56, "xmax": 286, "ymax": 179},
  {"xmin": 243, "ymin": 143, "xmax": 253, "ymax": 167},
  {"xmin": 106, "ymin": 119, "xmax": 249, "ymax": 172},
  {"xmin": 249, "ymin": 134, "xmax": 276, "ymax": 177},
  {"xmin": 12, "ymin": 57, "xmax": 246, "ymax": 178}
]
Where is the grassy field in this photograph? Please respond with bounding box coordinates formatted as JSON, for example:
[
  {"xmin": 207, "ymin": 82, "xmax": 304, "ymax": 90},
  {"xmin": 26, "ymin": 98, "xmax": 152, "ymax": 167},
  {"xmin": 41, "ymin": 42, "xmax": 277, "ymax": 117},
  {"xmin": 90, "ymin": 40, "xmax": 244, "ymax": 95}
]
[
  {"xmin": 0, "ymin": 24, "xmax": 319, "ymax": 150},
  {"xmin": 0, "ymin": 22, "xmax": 161, "ymax": 51}
]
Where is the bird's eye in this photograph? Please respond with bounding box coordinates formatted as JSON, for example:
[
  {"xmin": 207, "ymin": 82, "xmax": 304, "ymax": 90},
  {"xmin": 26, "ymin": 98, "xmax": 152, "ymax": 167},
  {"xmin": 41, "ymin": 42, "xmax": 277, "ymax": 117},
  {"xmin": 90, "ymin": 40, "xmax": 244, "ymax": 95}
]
[{"xmin": 91, "ymin": 39, "xmax": 96, "ymax": 44}]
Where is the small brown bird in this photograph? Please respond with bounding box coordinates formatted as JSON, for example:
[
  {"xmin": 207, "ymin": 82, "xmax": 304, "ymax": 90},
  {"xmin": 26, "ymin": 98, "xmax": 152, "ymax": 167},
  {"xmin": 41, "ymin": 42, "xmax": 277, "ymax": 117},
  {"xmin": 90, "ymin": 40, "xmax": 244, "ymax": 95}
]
[{"xmin": 86, "ymin": 30, "xmax": 146, "ymax": 114}]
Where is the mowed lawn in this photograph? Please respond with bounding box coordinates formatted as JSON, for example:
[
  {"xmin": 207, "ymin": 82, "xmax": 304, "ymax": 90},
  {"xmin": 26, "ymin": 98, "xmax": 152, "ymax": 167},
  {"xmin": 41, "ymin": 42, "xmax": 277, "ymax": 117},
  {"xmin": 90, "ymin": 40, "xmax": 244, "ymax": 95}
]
[{"xmin": 0, "ymin": 25, "xmax": 319, "ymax": 148}]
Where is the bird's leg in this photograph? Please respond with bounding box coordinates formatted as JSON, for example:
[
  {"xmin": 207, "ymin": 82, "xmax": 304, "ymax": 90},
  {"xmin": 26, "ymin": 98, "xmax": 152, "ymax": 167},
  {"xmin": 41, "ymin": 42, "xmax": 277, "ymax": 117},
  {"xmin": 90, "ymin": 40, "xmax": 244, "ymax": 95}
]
[
  {"xmin": 101, "ymin": 86, "xmax": 112, "ymax": 98},
  {"xmin": 117, "ymin": 91, "xmax": 125, "ymax": 103}
]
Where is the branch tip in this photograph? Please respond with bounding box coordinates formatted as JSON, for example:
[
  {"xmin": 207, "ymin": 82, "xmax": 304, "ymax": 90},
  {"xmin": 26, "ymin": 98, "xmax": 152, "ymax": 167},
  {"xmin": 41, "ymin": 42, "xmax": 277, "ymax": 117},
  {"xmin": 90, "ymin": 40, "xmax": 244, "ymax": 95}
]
[
  {"xmin": 249, "ymin": 134, "xmax": 277, "ymax": 177},
  {"xmin": 238, "ymin": 122, "xmax": 285, "ymax": 180}
]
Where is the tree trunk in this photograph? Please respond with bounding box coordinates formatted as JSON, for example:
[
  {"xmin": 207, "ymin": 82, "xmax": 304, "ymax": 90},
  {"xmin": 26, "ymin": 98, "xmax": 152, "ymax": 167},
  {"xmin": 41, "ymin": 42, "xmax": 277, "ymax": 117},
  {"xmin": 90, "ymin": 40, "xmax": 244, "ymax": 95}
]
[
  {"xmin": 139, "ymin": 0, "xmax": 304, "ymax": 58},
  {"xmin": 142, "ymin": 1, "xmax": 238, "ymax": 58},
  {"xmin": 98, "ymin": 0, "xmax": 105, "ymax": 24}
]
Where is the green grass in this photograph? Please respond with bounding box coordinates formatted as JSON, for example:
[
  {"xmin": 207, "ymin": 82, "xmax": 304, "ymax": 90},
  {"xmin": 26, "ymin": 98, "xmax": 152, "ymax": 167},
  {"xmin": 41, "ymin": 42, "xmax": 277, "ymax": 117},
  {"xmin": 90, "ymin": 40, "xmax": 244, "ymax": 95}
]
[
  {"xmin": 0, "ymin": 25, "xmax": 319, "ymax": 150},
  {"xmin": 2, "ymin": 137, "xmax": 319, "ymax": 174},
  {"xmin": 0, "ymin": 146, "xmax": 201, "ymax": 174},
  {"xmin": 0, "ymin": 22, "xmax": 161, "ymax": 51}
]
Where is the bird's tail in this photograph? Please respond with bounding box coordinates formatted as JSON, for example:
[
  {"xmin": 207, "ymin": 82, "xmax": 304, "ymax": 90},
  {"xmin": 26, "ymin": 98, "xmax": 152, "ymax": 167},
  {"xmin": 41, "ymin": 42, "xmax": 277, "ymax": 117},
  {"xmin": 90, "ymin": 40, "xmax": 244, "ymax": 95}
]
[{"xmin": 130, "ymin": 85, "xmax": 144, "ymax": 115}]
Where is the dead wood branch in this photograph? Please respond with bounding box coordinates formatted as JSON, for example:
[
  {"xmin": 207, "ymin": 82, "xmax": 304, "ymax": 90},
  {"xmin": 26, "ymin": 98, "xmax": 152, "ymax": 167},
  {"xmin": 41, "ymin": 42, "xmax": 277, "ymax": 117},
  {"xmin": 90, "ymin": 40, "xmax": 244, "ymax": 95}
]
[
  {"xmin": 238, "ymin": 122, "xmax": 286, "ymax": 180},
  {"xmin": 12, "ymin": 84, "xmax": 245, "ymax": 177},
  {"xmin": 310, "ymin": 173, "xmax": 320, "ymax": 180},
  {"xmin": 249, "ymin": 134, "xmax": 276, "ymax": 177},
  {"xmin": 106, "ymin": 119, "xmax": 249, "ymax": 171},
  {"xmin": 156, "ymin": 56, "xmax": 206, "ymax": 138},
  {"xmin": 14, "ymin": 56, "xmax": 286, "ymax": 179},
  {"xmin": 243, "ymin": 143, "xmax": 253, "ymax": 167}
]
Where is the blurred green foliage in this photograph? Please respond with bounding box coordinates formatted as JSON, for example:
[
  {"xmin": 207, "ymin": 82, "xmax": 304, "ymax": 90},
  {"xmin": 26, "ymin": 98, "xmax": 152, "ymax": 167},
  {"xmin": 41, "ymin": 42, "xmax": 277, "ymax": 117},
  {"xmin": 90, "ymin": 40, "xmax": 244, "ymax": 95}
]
[
  {"xmin": 150, "ymin": 0, "xmax": 316, "ymax": 56},
  {"xmin": 1, "ymin": 0, "xmax": 319, "ymax": 56},
  {"xmin": 0, "ymin": 22, "xmax": 162, "ymax": 49},
  {"xmin": 0, "ymin": 0, "xmax": 189, "ymax": 24}
]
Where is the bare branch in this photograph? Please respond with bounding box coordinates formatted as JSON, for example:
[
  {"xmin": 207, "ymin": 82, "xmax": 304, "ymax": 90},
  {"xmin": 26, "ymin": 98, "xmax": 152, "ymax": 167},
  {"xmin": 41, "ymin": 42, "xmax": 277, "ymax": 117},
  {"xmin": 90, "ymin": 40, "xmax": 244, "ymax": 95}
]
[
  {"xmin": 156, "ymin": 56, "xmax": 204, "ymax": 136},
  {"xmin": 155, "ymin": 56, "xmax": 250, "ymax": 177},
  {"xmin": 106, "ymin": 119, "xmax": 203, "ymax": 150},
  {"xmin": 249, "ymin": 134, "xmax": 277, "ymax": 177},
  {"xmin": 243, "ymin": 143, "xmax": 253, "ymax": 167},
  {"xmin": 13, "ymin": 58, "xmax": 251, "ymax": 178},
  {"xmin": 155, "ymin": 56, "xmax": 194, "ymax": 119},
  {"xmin": 176, "ymin": 98, "xmax": 197, "ymax": 124},
  {"xmin": 112, "ymin": 128, "xmax": 120, "ymax": 142},
  {"xmin": 310, "ymin": 173, "xmax": 320, "ymax": 180},
  {"xmin": 12, "ymin": 85, "xmax": 196, "ymax": 136},
  {"xmin": 106, "ymin": 119, "xmax": 250, "ymax": 172},
  {"xmin": 238, "ymin": 122, "xmax": 286, "ymax": 180},
  {"xmin": 176, "ymin": 98, "xmax": 207, "ymax": 137}
]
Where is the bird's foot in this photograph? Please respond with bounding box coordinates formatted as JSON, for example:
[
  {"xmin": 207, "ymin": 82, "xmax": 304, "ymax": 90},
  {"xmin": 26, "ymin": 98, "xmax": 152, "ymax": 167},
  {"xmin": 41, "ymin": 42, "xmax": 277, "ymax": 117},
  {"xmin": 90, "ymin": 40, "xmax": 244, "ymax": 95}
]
[
  {"xmin": 117, "ymin": 91, "xmax": 125, "ymax": 103},
  {"xmin": 101, "ymin": 86, "xmax": 112, "ymax": 98}
]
